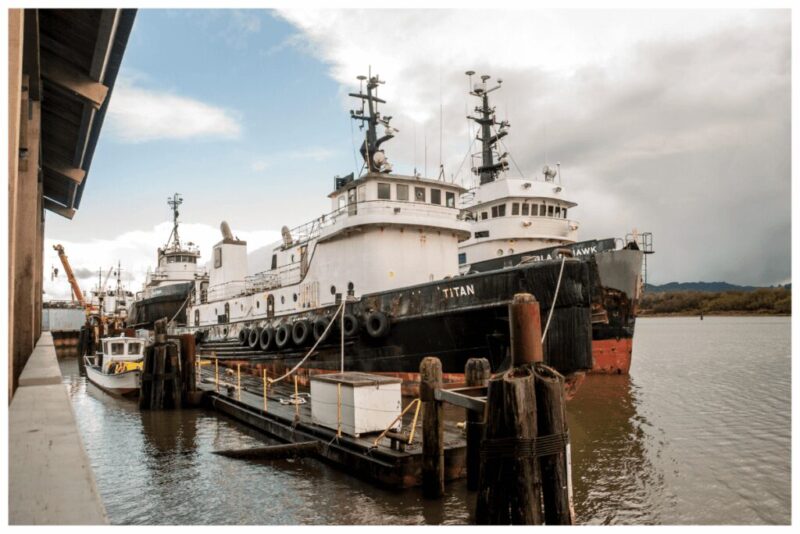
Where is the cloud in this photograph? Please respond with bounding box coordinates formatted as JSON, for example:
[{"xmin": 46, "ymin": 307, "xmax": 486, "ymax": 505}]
[
  {"xmin": 250, "ymin": 147, "xmax": 336, "ymax": 172},
  {"xmin": 45, "ymin": 222, "xmax": 280, "ymax": 302},
  {"xmin": 277, "ymin": 9, "xmax": 790, "ymax": 286},
  {"xmin": 106, "ymin": 79, "xmax": 242, "ymax": 143}
]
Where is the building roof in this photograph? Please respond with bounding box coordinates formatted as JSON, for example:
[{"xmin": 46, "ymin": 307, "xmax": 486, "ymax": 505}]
[{"xmin": 27, "ymin": 9, "xmax": 136, "ymax": 219}]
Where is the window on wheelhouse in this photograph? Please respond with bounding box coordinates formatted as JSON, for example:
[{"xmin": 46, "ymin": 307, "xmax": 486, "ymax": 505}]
[
  {"xmin": 531, "ymin": 204, "xmax": 538, "ymax": 216},
  {"xmin": 128, "ymin": 342, "xmax": 142, "ymax": 355},
  {"xmin": 522, "ymin": 203, "xmax": 529, "ymax": 216},
  {"xmin": 446, "ymin": 191, "xmax": 455, "ymax": 207},
  {"xmin": 491, "ymin": 206, "xmax": 498, "ymax": 218},
  {"xmin": 481, "ymin": 211, "xmax": 488, "ymax": 220},
  {"xmin": 396, "ymin": 184, "xmax": 409, "ymax": 201},
  {"xmin": 540, "ymin": 204, "xmax": 546, "ymax": 216},
  {"xmin": 430, "ymin": 188, "xmax": 442, "ymax": 205},
  {"xmin": 497, "ymin": 204, "xmax": 506, "ymax": 217},
  {"xmin": 414, "ymin": 187, "xmax": 426, "ymax": 202},
  {"xmin": 547, "ymin": 205, "xmax": 554, "ymax": 217},
  {"xmin": 555, "ymin": 206, "xmax": 561, "ymax": 218},
  {"xmin": 111, "ymin": 343, "xmax": 124, "ymax": 355},
  {"xmin": 377, "ymin": 183, "xmax": 391, "ymax": 200},
  {"xmin": 512, "ymin": 203, "xmax": 520, "ymax": 215}
]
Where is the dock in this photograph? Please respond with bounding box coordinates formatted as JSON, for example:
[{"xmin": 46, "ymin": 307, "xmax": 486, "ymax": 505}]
[{"xmin": 195, "ymin": 364, "xmax": 468, "ymax": 489}]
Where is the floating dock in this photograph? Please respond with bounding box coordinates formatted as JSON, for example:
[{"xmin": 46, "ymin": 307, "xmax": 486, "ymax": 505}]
[{"xmin": 196, "ymin": 364, "xmax": 468, "ymax": 489}]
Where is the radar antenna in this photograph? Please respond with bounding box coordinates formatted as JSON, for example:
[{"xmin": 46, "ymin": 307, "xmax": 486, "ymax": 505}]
[
  {"xmin": 349, "ymin": 70, "xmax": 397, "ymax": 174},
  {"xmin": 165, "ymin": 193, "xmax": 183, "ymax": 250},
  {"xmin": 465, "ymin": 71, "xmax": 510, "ymax": 185}
]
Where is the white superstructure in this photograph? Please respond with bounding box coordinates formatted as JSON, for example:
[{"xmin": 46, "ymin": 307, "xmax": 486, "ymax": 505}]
[{"xmin": 457, "ymin": 73, "xmax": 580, "ymax": 272}]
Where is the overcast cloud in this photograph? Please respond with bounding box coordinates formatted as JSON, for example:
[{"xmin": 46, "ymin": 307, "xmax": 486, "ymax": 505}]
[{"xmin": 278, "ymin": 9, "xmax": 791, "ymax": 286}]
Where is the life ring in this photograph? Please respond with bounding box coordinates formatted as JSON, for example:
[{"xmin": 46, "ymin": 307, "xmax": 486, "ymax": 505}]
[
  {"xmin": 248, "ymin": 326, "xmax": 262, "ymax": 350},
  {"xmin": 342, "ymin": 313, "xmax": 359, "ymax": 337},
  {"xmin": 292, "ymin": 319, "xmax": 312, "ymax": 346},
  {"xmin": 238, "ymin": 327, "xmax": 250, "ymax": 346},
  {"xmin": 275, "ymin": 323, "xmax": 292, "ymax": 349},
  {"xmin": 313, "ymin": 316, "xmax": 331, "ymax": 341},
  {"xmin": 259, "ymin": 326, "xmax": 274, "ymax": 351},
  {"xmin": 365, "ymin": 311, "xmax": 390, "ymax": 338}
]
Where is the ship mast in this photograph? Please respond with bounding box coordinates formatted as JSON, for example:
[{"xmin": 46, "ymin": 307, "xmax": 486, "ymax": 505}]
[
  {"xmin": 349, "ymin": 70, "xmax": 397, "ymax": 174},
  {"xmin": 466, "ymin": 72, "xmax": 510, "ymax": 185},
  {"xmin": 165, "ymin": 192, "xmax": 183, "ymax": 250}
]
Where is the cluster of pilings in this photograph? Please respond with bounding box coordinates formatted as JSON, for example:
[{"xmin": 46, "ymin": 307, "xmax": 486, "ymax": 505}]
[{"xmin": 420, "ymin": 293, "xmax": 575, "ymax": 525}]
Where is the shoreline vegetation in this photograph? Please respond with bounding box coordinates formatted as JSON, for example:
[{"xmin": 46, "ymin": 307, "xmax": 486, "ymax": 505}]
[{"xmin": 638, "ymin": 287, "xmax": 791, "ymax": 317}]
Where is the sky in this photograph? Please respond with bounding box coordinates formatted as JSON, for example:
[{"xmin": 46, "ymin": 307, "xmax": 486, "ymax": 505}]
[{"xmin": 42, "ymin": 8, "xmax": 791, "ymax": 300}]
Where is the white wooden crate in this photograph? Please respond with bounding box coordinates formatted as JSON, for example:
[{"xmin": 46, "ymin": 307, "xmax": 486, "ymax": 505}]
[{"xmin": 310, "ymin": 372, "xmax": 402, "ymax": 437}]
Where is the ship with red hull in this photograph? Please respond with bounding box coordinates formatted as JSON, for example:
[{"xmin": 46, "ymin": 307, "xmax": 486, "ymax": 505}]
[{"xmin": 456, "ymin": 71, "xmax": 653, "ymax": 375}]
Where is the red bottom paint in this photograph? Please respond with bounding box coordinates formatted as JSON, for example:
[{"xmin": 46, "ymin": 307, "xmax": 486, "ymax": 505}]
[{"xmin": 590, "ymin": 337, "xmax": 633, "ymax": 375}]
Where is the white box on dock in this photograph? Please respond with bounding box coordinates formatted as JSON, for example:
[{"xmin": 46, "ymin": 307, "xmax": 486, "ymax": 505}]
[{"xmin": 310, "ymin": 372, "xmax": 402, "ymax": 437}]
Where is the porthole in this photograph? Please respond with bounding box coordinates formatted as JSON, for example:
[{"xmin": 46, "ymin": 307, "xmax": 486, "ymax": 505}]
[
  {"xmin": 330, "ymin": 285, "xmax": 336, "ymax": 295},
  {"xmin": 293, "ymin": 294, "xmax": 298, "ymax": 302},
  {"xmin": 281, "ymin": 295, "xmax": 285, "ymax": 304},
  {"xmin": 509, "ymin": 248, "xmax": 515, "ymax": 254},
  {"xmin": 497, "ymin": 249, "xmax": 504, "ymax": 256},
  {"xmin": 256, "ymin": 301, "xmax": 260, "ymax": 309}
]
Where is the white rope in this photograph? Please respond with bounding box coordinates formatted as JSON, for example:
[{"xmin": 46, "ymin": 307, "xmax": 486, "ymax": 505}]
[
  {"xmin": 268, "ymin": 300, "xmax": 346, "ymax": 385},
  {"xmin": 541, "ymin": 256, "xmax": 566, "ymax": 344}
]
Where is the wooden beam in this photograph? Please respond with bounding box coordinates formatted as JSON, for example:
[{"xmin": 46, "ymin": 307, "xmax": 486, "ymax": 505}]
[
  {"xmin": 8, "ymin": 8, "xmax": 24, "ymax": 398},
  {"xmin": 22, "ymin": 9, "xmax": 41, "ymax": 101},
  {"xmin": 43, "ymin": 160, "xmax": 85, "ymax": 184},
  {"xmin": 40, "ymin": 50, "xmax": 108, "ymax": 109},
  {"xmin": 43, "ymin": 197, "xmax": 76, "ymax": 220}
]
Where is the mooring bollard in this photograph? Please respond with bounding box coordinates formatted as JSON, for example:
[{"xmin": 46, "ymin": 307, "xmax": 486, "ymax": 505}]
[
  {"xmin": 465, "ymin": 357, "xmax": 490, "ymax": 491},
  {"xmin": 510, "ymin": 293, "xmax": 543, "ymax": 366},
  {"xmin": 420, "ymin": 356, "xmax": 444, "ymax": 499}
]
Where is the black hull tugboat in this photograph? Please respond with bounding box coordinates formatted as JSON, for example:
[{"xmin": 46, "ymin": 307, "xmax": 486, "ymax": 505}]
[
  {"xmin": 455, "ymin": 72, "xmax": 654, "ymax": 375},
  {"xmin": 128, "ymin": 194, "xmax": 208, "ymax": 328},
  {"xmin": 176, "ymin": 72, "xmax": 599, "ymax": 393}
]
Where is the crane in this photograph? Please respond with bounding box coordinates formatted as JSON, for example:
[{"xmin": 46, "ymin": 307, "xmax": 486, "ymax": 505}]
[{"xmin": 52, "ymin": 244, "xmax": 93, "ymax": 314}]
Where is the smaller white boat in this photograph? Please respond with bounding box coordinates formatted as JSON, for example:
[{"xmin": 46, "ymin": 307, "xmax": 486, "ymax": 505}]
[{"xmin": 84, "ymin": 335, "xmax": 144, "ymax": 396}]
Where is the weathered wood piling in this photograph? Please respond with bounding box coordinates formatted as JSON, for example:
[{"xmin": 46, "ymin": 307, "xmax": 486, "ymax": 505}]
[
  {"xmin": 139, "ymin": 319, "xmax": 182, "ymax": 410},
  {"xmin": 420, "ymin": 356, "xmax": 444, "ymax": 499},
  {"xmin": 473, "ymin": 293, "xmax": 574, "ymax": 525},
  {"xmin": 465, "ymin": 357, "xmax": 490, "ymax": 491}
]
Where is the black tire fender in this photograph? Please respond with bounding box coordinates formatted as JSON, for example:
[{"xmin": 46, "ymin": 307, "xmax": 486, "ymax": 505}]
[
  {"xmin": 259, "ymin": 326, "xmax": 274, "ymax": 351},
  {"xmin": 365, "ymin": 311, "xmax": 390, "ymax": 338},
  {"xmin": 238, "ymin": 327, "xmax": 250, "ymax": 346},
  {"xmin": 275, "ymin": 323, "xmax": 292, "ymax": 349},
  {"xmin": 312, "ymin": 316, "xmax": 331, "ymax": 342},
  {"xmin": 248, "ymin": 326, "xmax": 262, "ymax": 350},
  {"xmin": 342, "ymin": 313, "xmax": 359, "ymax": 337},
  {"xmin": 292, "ymin": 319, "xmax": 312, "ymax": 346}
]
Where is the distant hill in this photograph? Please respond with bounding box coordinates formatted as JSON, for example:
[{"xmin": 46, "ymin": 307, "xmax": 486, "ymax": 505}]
[{"xmin": 645, "ymin": 281, "xmax": 791, "ymax": 293}]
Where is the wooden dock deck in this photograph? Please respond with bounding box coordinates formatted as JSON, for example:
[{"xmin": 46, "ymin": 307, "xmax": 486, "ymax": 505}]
[{"xmin": 196, "ymin": 366, "xmax": 467, "ymax": 489}]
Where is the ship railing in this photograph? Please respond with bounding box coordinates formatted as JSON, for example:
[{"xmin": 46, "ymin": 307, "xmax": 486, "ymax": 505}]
[
  {"xmin": 206, "ymin": 281, "xmax": 248, "ymax": 301},
  {"xmin": 245, "ymin": 272, "xmax": 281, "ymax": 292}
]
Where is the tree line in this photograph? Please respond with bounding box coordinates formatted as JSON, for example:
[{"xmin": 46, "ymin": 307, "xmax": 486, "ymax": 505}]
[{"xmin": 639, "ymin": 287, "xmax": 791, "ymax": 315}]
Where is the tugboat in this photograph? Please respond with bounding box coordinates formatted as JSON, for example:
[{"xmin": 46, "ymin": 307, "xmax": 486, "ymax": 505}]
[
  {"xmin": 176, "ymin": 72, "xmax": 599, "ymax": 392},
  {"xmin": 128, "ymin": 193, "xmax": 209, "ymax": 328},
  {"xmin": 456, "ymin": 72, "xmax": 654, "ymax": 374},
  {"xmin": 84, "ymin": 335, "xmax": 144, "ymax": 396}
]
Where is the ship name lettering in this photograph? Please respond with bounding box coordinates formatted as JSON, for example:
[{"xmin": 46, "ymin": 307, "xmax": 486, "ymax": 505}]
[{"xmin": 441, "ymin": 284, "xmax": 476, "ymax": 299}]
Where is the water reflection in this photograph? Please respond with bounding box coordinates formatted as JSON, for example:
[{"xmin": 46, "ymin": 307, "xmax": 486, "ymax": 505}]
[{"xmin": 567, "ymin": 373, "xmax": 670, "ymax": 525}]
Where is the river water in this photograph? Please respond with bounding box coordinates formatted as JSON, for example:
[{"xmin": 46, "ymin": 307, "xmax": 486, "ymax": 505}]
[{"xmin": 58, "ymin": 316, "xmax": 791, "ymax": 525}]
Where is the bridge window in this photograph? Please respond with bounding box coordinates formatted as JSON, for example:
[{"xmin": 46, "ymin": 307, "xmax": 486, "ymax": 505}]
[
  {"xmin": 378, "ymin": 183, "xmax": 391, "ymax": 200},
  {"xmin": 475, "ymin": 230, "xmax": 490, "ymax": 238},
  {"xmin": 430, "ymin": 188, "xmax": 442, "ymax": 205},
  {"xmin": 491, "ymin": 206, "xmax": 498, "ymax": 218},
  {"xmin": 540, "ymin": 204, "xmax": 546, "ymax": 216},
  {"xmin": 481, "ymin": 211, "xmax": 488, "ymax": 220},
  {"xmin": 397, "ymin": 184, "xmax": 409, "ymax": 201},
  {"xmin": 512, "ymin": 203, "xmax": 520, "ymax": 215},
  {"xmin": 110, "ymin": 343, "xmax": 124, "ymax": 355},
  {"xmin": 563, "ymin": 209, "xmax": 568, "ymax": 218},
  {"xmin": 458, "ymin": 252, "xmax": 467, "ymax": 265},
  {"xmin": 531, "ymin": 204, "xmax": 538, "ymax": 216},
  {"xmin": 446, "ymin": 191, "xmax": 455, "ymax": 207},
  {"xmin": 521, "ymin": 203, "xmax": 529, "ymax": 216},
  {"xmin": 492, "ymin": 204, "xmax": 506, "ymax": 217},
  {"xmin": 547, "ymin": 205, "xmax": 554, "ymax": 217},
  {"xmin": 555, "ymin": 207, "xmax": 561, "ymax": 218},
  {"xmin": 414, "ymin": 187, "xmax": 426, "ymax": 202}
]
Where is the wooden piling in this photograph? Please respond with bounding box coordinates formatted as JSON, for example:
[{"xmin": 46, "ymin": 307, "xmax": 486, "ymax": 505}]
[
  {"xmin": 509, "ymin": 293, "xmax": 543, "ymax": 366},
  {"xmin": 475, "ymin": 367, "xmax": 543, "ymax": 525},
  {"xmin": 140, "ymin": 318, "xmax": 182, "ymax": 410},
  {"xmin": 465, "ymin": 357, "xmax": 491, "ymax": 491},
  {"xmin": 534, "ymin": 363, "xmax": 575, "ymax": 525},
  {"xmin": 420, "ymin": 356, "xmax": 444, "ymax": 499}
]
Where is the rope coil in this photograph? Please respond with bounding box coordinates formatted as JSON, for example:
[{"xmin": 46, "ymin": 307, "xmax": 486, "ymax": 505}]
[{"xmin": 480, "ymin": 431, "xmax": 570, "ymax": 460}]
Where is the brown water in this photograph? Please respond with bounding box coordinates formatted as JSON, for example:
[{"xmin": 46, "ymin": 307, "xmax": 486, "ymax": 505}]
[{"xmin": 59, "ymin": 316, "xmax": 791, "ymax": 525}]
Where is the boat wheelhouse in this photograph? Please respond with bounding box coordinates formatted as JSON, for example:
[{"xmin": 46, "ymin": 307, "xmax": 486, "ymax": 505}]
[{"xmin": 84, "ymin": 335, "xmax": 144, "ymax": 396}]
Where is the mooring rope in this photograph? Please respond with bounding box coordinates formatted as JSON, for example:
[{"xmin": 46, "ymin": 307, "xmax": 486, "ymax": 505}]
[
  {"xmin": 268, "ymin": 299, "xmax": 346, "ymax": 385},
  {"xmin": 541, "ymin": 256, "xmax": 566, "ymax": 344}
]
